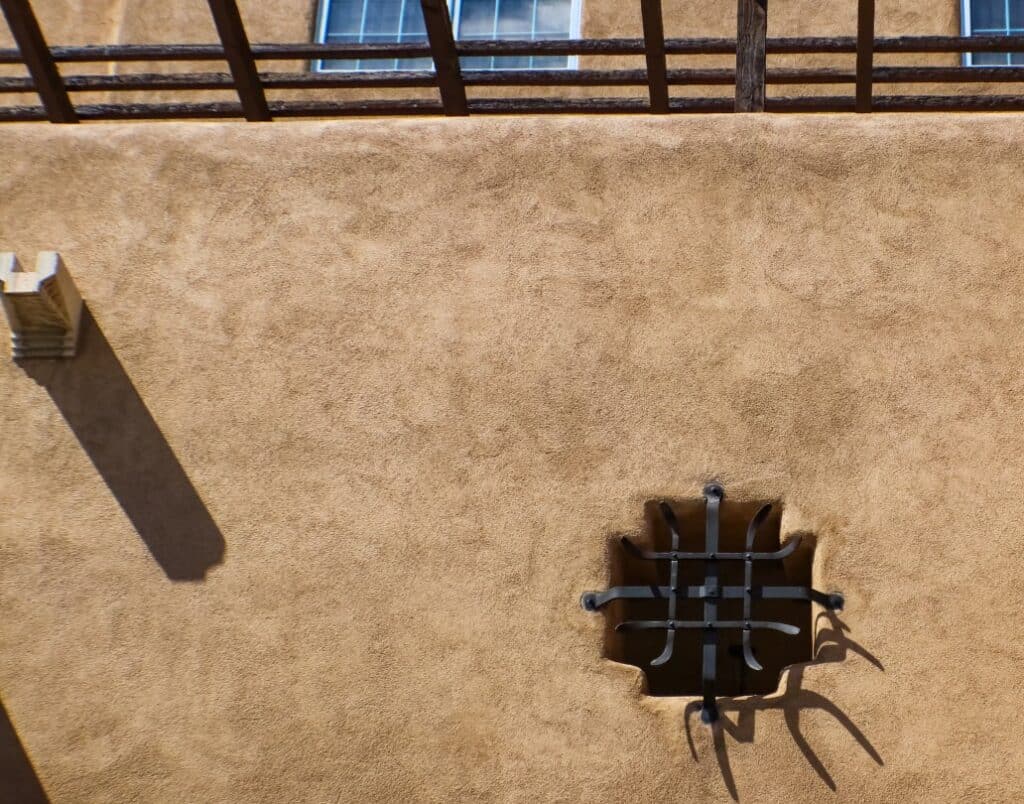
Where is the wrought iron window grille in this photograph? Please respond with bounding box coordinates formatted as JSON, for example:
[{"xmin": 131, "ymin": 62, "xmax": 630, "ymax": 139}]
[{"xmin": 581, "ymin": 484, "xmax": 844, "ymax": 725}]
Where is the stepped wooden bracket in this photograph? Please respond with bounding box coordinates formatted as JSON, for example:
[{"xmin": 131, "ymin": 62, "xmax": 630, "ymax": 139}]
[{"xmin": 0, "ymin": 251, "xmax": 82, "ymax": 358}]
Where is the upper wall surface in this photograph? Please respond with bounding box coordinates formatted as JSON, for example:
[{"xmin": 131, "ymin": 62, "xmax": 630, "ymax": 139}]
[
  {"xmin": 1, "ymin": 115, "xmax": 1024, "ymax": 803},
  {"xmin": 2, "ymin": 0, "xmax": 967, "ymax": 46}
]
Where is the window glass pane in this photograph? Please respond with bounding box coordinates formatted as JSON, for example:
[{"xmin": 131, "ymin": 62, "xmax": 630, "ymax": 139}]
[
  {"xmin": 400, "ymin": 1, "xmax": 427, "ymax": 39},
  {"xmin": 459, "ymin": 0, "xmax": 497, "ymax": 36},
  {"xmin": 1012, "ymin": 51, "xmax": 1024, "ymax": 64},
  {"xmin": 1011, "ymin": 0, "xmax": 1024, "ymax": 28},
  {"xmin": 395, "ymin": 1, "xmax": 428, "ymax": 69},
  {"xmin": 972, "ymin": 50, "xmax": 1008, "ymax": 65},
  {"xmin": 971, "ymin": 0, "xmax": 1006, "ymax": 31},
  {"xmin": 318, "ymin": 0, "xmax": 574, "ymax": 71},
  {"xmin": 535, "ymin": 0, "xmax": 573, "ymax": 34},
  {"xmin": 497, "ymin": 0, "xmax": 535, "ymax": 35},
  {"xmin": 493, "ymin": 55, "xmax": 532, "ymax": 69},
  {"xmin": 325, "ymin": 0, "xmax": 364, "ymax": 36},
  {"xmin": 364, "ymin": 0, "xmax": 403, "ymax": 36}
]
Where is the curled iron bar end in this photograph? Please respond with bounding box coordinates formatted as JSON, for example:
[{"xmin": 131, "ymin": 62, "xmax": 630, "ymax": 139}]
[
  {"xmin": 703, "ymin": 482, "xmax": 725, "ymax": 500},
  {"xmin": 580, "ymin": 592, "xmax": 599, "ymax": 612},
  {"xmin": 620, "ymin": 535, "xmax": 644, "ymax": 558},
  {"xmin": 826, "ymin": 592, "xmax": 845, "ymax": 611},
  {"xmin": 700, "ymin": 702, "xmax": 719, "ymax": 724}
]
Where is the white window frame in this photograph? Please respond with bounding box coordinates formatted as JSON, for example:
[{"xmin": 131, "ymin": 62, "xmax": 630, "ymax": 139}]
[
  {"xmin": 313, "ymin": 0, "xmax": 583, "ymax": 72},
  {"xmin": 960, "ymin": 0, "xmax": 1023, "ymax": 66}
]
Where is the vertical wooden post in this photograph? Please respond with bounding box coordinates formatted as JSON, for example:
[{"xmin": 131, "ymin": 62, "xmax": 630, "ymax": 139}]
[
  {"xmin": 856, "ymin": 0, "xmax": 875, "ymax": 113},
  {"xmin": 640, "ymin": 0, "xmax": 669, "ymax": 113},
  {"xmin": 735, "ymin": 0, "xmax": 767, "ymax": 112},
  {"xmin": 0, "ymin": 0, "xmax": 76, "ymax": 123},
  {"xmin": 206, "ymin": 0, "xmax": 271, "ymax": 121},
  {"xmin": 420, "ymin": 0, "xmax": 468, "ymax": 116}
]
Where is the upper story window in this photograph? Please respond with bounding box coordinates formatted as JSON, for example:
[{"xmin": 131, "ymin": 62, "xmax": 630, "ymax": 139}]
[
  {"xmin": 963, "ymin": 0, "xmax": 1024, "ymax": 65},
  {"xmin": 314, "ymin": 0, "xmax": 582, "ymax": 71}
]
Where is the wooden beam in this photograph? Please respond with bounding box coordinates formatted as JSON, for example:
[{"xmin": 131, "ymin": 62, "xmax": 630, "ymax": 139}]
[
  {"xmin": 856, "ymin": 0, "xmax": 875, "ymax": 112},
  {"xmin": 0, "ymin": 0, "xmax": 75, "ymax": 122},
  {"xmin": 8, "ymin": 93, "xmax": 1024, "ymax": 123},
  {"xmin": 206, "ymin": 0, "xmax": 270, "ymax": 121},
  {"xmin": 2, "ymin": 35, "xmax": 1024, "ymax": 67},
  {"xmin": 12, "ymin": 65, "xmax": 1024, "ymax": 96},
  {"xmin": 0, "ymin": 67, "xmax": 882, "ymax": 95},
  {"xmin": 735, "ymin": 0, "xmax": 767, "ymax": 112},
  {"xmin": 419, "ymin": 0, "xmax": 468, "ymax": 116},
  {"xmin": 640, "ymin": 0, "xmax": 669, "ymax": 113}
]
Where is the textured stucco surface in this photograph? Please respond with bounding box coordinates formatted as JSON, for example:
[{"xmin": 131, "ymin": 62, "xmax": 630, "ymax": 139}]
[{"xmin": 2, "ymin": 115, "xmax": 1024, "ymax": 802}]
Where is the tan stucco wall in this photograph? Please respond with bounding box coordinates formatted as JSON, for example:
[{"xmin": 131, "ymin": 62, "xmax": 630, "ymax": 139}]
[
  {"xmin": 2, "ymin": 115, "xmax": 1024, "ymax": 802},
  {"xmin": 5, "ymin": 0, "xmax": 1020, "ymax": 110}
]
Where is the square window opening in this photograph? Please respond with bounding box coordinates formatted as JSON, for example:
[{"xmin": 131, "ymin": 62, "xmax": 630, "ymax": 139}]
[
  {"xmin": 961, "ymin": 0, "xmax": 1024, "ymax": 67},
  {"xmin": 312, "ymin": 0, "xmax": 583, "ymax": 72}
]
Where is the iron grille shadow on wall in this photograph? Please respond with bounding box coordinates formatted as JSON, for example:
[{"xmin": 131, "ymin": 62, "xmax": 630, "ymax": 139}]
[
  {"xmin": 581, "ymin": 484, "xmax": 844, "ymax": 724},
  {"xmin": 3, "ymin": 0, "xmax": 1024, "ymax": 123}
]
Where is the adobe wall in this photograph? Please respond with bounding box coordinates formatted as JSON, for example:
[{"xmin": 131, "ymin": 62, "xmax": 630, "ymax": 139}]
[{"xmin": 1, "ymin": 115, "xmax": 1024, "ymax": 802}]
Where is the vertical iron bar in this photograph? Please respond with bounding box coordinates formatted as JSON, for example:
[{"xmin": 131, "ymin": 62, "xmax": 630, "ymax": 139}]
[
  {"xmin": 206, "ymin": 0, "xmax": 271, "ymax": 121},
  {"xmin": 0, "ymin": 0, "xmax": 76, "ymax": 123},
  {"xmin": 855, "ymin": 0, "xmax": 875, "ymax": 112},
  {"xmin": 742, "ymin": 504, "xmax": 771, "ymax": 671},
  {"xmin": 640, "ymin": 0, "xmax": 669, "ymax": 113},
  {"xmin": 701, "ymin": 483, "xmax": 723, "ymax": 723},
  {"xmin": 651, "ymin": 503, "xmax": 679, "ymax": 666},
  {"xmin": 735, "ymin": 0, "xmax": 767, "ymax": 112},
  {"xmin": 420, "ymin": 0, "xmax": 469, "ymax": 115}
]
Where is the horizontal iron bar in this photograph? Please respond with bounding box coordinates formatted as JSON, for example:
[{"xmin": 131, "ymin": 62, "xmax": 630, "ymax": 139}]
[
  {"xmin": 3, "ymin": 35, "xmax": 1024, "ymax": 65},
  {"xmin": 581, "ymin": 585, "xmax": 843, "ymax": 609},
  {"xmin": 620, "ymin": 534, "xmax": 801, "ymax": 561},
  {"xmin": 617, "ymin": 619, "xmax": 801, "ymax": 634}
]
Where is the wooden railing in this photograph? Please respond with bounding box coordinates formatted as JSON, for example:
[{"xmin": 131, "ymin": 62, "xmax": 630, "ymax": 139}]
[{"xmin": 2, "ymin": 0, "xmax": 1024, "ymax": 123}]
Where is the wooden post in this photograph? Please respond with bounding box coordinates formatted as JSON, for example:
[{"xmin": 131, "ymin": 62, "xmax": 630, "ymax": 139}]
[
  {"xmin": 735, "ymin": 0, "xmax": 767, "ymax": 112},
  {"xmin": 420, "ymin": 0, "xmax": 468, "ymax": 116},
  {"xmin": 206, "ymin": 0, "xmax": 271, "ymax": 121},
  {"xmin": 856, "ymin": 0, "xmax": 875, "ymax": 112},
  {"xmin": 0, "ymin": 0, "xmax": 76, "ymax": 122},
  {"xmin": 640, "ymin": 0, "xmax": 669, "ymax": 113}
]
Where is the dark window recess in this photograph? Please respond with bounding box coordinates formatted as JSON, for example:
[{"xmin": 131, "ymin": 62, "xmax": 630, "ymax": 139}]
[{"xmin": 581, "ymin": 484, "xmax": 844, "ymax": 724}]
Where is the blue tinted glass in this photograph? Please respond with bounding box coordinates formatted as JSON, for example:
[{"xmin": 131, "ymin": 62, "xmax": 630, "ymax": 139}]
[
  {"xmin": 395, "ymin": 2, "xmax": 428, "ymax": 70},
  {"xmin": 458, "ymin": 0, "xmax": 497, "ymax": 37},
  {"xmin": 322, "ymin": 58, "xmax": 359, "ymax": 70},
  {"xmin": 497, "ymin": 0, "xmax": 534, "ymax": 35},
  {"xmin": 325, "ymin": 0, "xmax": 363, "ymax": 36},
  {"xmin": 364, "ymin": 1, "xmax": 402, "ymax": 35},
  {"xmin": 494, "ymin": 56, "xmax": 531, "ymax": 68},
  {"xmin": 971, "ymin": 0, "xmax": 1006, "ymax": 31},
  {"xmin": 400, "ymin": 2, "xmax": 427, "ymax": 39},
  {"xmin": 535, "ymin": 0, "xmax": 572, "ymax": 34},
  {"xmin": 972, "ymin": 50, "xmax": 1008, "ymax": 65},
  {"xmin": 320, "ymin": 0, "xmax": 573, "ymax": 71},
  {"xmin": 1011, "ymin": 0, "xmax": 1024, "ymax": 28}
]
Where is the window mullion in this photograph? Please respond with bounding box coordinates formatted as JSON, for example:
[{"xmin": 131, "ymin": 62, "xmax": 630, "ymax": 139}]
[{"xmin": 494, "ymin": 0, "xmax": 502, "ymax": 69}]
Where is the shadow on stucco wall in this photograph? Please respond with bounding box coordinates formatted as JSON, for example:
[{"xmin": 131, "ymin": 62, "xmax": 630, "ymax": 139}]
[
  {"xmin": 684, "ymin": 611, "xmax": 885, "ymax": 801},
  {"xmin": 0, "ymin": 698, "xmax": 49, "ymax": 803},
  {"xmin": 18, "ymin": 307, "xmax": 225, "ymax": 581}
]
